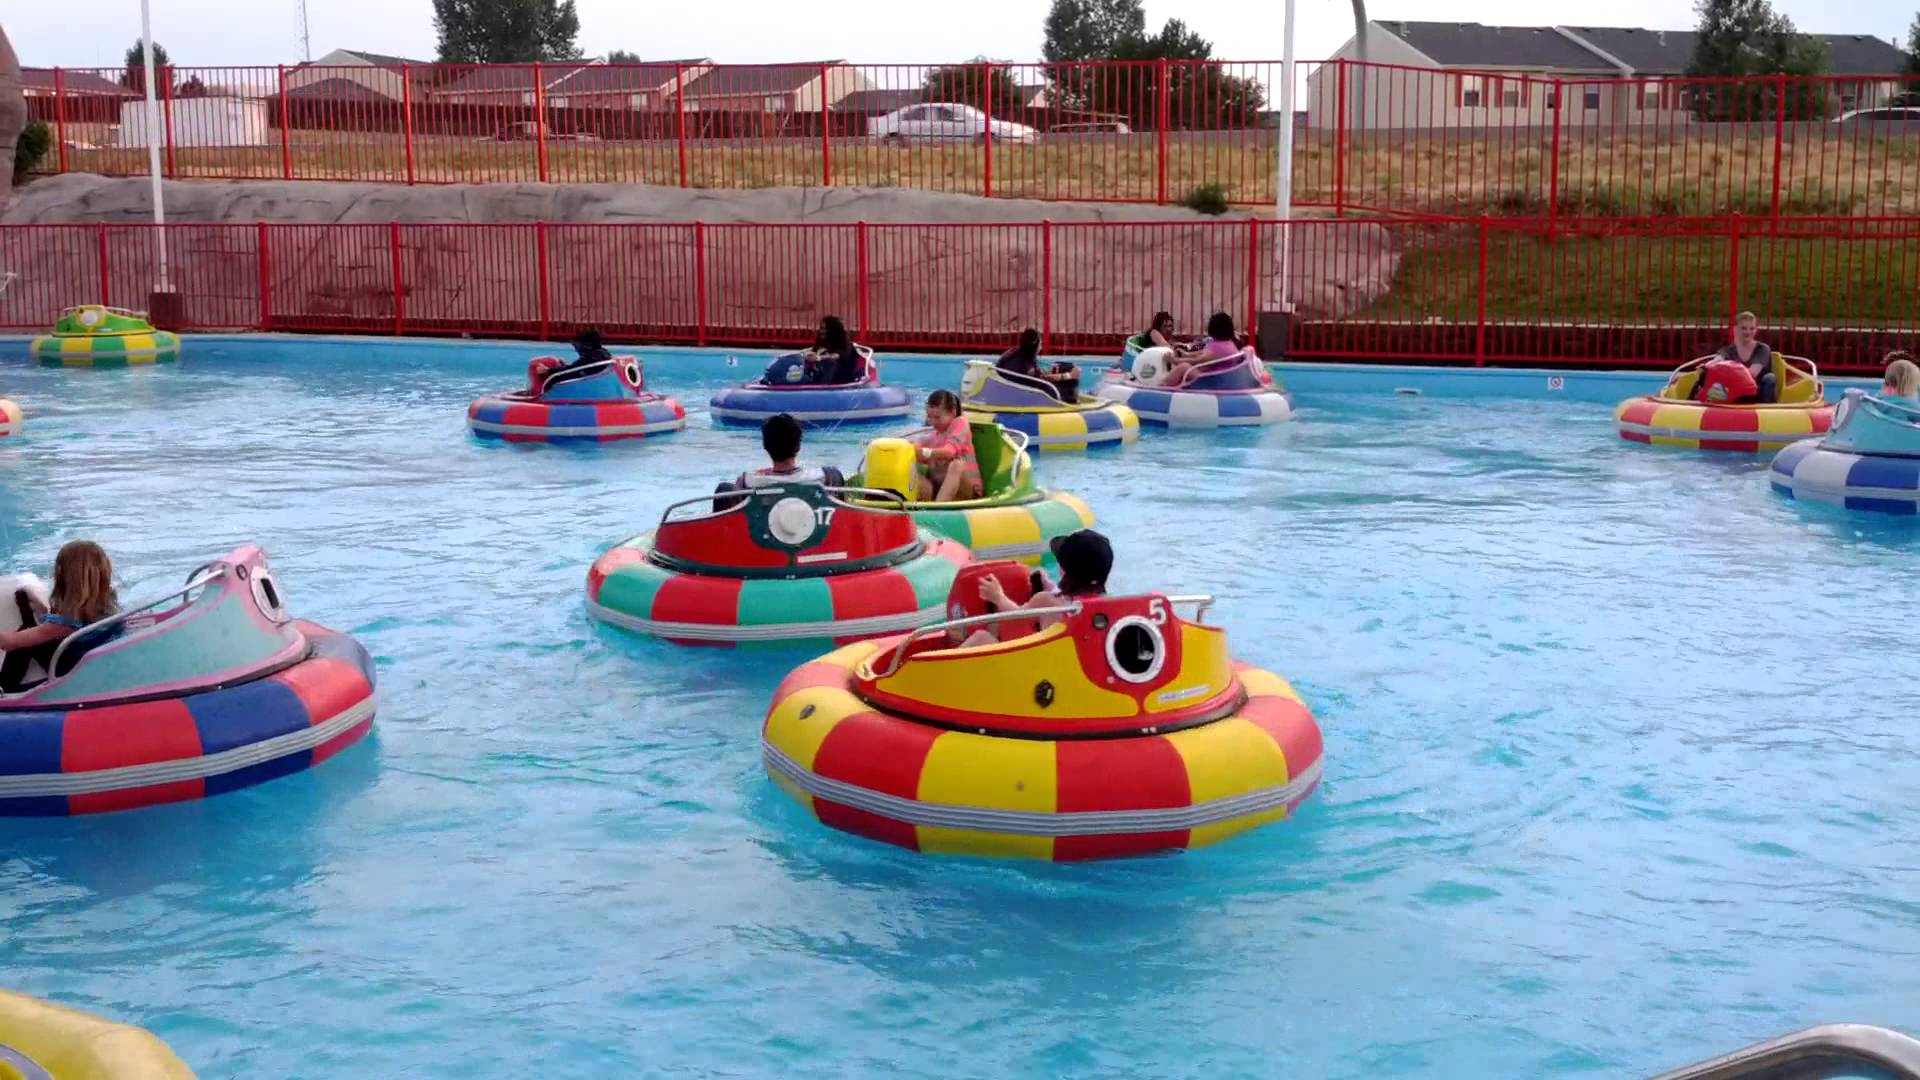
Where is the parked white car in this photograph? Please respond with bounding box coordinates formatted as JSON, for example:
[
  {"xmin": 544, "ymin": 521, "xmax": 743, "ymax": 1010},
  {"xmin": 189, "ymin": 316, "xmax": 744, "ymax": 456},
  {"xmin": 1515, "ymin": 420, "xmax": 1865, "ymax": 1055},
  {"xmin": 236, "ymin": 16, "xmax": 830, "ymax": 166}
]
[{"xmin": 868, "ymin": 103, "xmax": 1039, "ymax": 145}]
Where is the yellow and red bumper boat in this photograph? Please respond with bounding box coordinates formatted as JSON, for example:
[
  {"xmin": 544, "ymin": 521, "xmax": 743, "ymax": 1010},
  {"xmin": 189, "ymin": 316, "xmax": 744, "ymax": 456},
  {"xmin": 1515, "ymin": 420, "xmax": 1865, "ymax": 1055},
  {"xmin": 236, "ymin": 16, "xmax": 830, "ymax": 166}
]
[
  {"xmin": 761, "ymin": 561, "xmax": 1322, "ymax": 860},
  {"xmin": 1615, "ymin": 352, "xmax": 1833, "ymax": 452}
]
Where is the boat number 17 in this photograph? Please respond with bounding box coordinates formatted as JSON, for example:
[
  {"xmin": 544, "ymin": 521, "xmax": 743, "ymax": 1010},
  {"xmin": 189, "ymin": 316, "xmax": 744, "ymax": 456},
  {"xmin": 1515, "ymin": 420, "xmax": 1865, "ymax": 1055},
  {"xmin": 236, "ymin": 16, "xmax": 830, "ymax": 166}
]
[{"xmin": 814, "ymin": 508, "xmax": 836, "ymax": 527}]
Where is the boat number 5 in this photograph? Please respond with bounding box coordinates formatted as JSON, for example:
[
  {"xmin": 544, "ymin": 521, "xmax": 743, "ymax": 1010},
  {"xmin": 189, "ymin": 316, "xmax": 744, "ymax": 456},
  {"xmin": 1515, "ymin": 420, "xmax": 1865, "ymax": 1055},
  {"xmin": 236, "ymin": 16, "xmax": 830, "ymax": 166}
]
[
  {"xmin": 1547, "ymin": 376, "xmax": 1565, "ymax": 392},
  {"xmin": 1147, "ymin": 598, "xmax": 1168, "ymax": 625}
]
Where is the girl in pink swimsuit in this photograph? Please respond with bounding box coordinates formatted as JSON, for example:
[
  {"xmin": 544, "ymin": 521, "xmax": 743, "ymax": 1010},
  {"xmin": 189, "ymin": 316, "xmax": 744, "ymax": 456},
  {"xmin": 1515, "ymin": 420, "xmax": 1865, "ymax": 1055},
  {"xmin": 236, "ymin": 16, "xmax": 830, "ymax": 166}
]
[{"xmin": 913, "ymin": 389, "xmax": 983, "ymax": 503}]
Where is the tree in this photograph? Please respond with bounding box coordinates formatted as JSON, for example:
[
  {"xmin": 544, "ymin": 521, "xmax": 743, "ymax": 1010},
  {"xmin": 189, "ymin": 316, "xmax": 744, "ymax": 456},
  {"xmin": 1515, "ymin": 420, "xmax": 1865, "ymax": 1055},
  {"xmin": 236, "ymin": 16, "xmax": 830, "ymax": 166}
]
[
  {"xmin": 922, "ymin": 59, "xmax": 1024, "ymax": 116},
  {"xmin": 176, "ymin": 75, "xmax": 210, "ymax": 98},
  {"xmin": 433, "ymin": 0, "xmax": 582, "ymax": 64},
  {"xmin": 1042, "ymin": 0, "xmax": 1263, "ymax": 129},
  {"xmin": 606, "ymin": 49, "xmax": 643, "ymax": 65},
  {"xmin": 121, "ymin": 39, "xmax": 171, "ymax": 96},
  {"xmin": 1042, "ymin": 0, "xmax": 1147, "ymax": 63},
  {"xmin": 1906, "ymin": 13, "xmax": 1920, "ymax": 76},
  {"xmin": 1685, "ymin": 0, "xmax": 1829, "ymax": 119}
]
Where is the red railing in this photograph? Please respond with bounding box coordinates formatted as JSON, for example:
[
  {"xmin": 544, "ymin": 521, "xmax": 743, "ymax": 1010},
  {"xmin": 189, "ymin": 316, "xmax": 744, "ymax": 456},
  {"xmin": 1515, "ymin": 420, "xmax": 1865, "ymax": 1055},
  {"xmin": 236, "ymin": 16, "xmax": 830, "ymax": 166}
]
[
  {"xmin": 3, "ymin": 217, "xmax": 1915, "ymax": 371},
  {"xmin": 24, "ymin": 60, "xmax": 1920, "ymax": 218}
]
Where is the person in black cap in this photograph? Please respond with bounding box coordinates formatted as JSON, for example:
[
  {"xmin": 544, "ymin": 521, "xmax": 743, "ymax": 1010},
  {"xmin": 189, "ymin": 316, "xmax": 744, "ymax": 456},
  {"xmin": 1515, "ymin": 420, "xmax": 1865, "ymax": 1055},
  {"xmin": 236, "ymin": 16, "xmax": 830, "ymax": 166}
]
[{"xmin": 964, "ymin": 528, "xmax": 1113, "ymax": 645}]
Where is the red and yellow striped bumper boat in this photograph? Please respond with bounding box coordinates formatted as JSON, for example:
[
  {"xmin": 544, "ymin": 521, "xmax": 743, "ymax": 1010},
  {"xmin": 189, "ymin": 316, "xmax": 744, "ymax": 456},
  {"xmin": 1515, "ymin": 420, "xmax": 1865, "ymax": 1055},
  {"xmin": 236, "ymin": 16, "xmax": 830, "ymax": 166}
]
[{"xmin": 761, "ymin": 566, "xmax": 1322, "ymax": 860}]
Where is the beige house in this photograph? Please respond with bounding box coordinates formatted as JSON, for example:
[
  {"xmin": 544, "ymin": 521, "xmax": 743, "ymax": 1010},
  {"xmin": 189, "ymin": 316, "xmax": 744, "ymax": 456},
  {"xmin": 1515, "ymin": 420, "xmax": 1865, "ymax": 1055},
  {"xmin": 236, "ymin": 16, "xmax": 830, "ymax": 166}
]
[
  {"xmin": 1308, "ymin": 21, "xmax": 1911, "ymax": 129},
  {"xmin": 282, "ymin": 48, "xmax": 434, "ymax": 103},
  {"xmin": 677, "ymin": 62, "xmax": 873, "ymax": 114}
]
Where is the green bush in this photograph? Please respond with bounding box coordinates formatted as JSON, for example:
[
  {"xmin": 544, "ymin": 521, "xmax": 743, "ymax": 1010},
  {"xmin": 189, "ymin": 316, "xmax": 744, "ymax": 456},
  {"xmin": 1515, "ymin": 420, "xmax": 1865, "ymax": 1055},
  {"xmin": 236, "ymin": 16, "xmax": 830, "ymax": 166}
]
[
  {"xmin": 1181, "ymin": 182, "xmax": 1230, "ymax": 216},
  {"xmin": 13, "ymin": 121, "xmax": 52, "ymax": 185}
]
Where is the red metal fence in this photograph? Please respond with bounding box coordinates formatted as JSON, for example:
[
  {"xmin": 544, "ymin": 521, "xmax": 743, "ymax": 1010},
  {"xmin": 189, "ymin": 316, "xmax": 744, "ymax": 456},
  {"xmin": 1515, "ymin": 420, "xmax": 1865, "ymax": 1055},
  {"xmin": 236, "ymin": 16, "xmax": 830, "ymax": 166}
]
[
  {"xmin": 24, "ymin": 60, "xmax": 1920, "ymax": 218},
  {"xmin": 3, "ymin": 217, "xmax": 1915, "ymax": 371}
]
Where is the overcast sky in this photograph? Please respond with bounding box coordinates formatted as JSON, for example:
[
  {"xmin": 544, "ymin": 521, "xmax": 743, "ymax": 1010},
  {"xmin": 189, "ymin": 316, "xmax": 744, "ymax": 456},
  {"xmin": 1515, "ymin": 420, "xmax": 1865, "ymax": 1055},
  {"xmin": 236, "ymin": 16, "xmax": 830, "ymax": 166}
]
[{"xmin": 8, "ymin": 0, "xmax": 1912, "ymax": 71}]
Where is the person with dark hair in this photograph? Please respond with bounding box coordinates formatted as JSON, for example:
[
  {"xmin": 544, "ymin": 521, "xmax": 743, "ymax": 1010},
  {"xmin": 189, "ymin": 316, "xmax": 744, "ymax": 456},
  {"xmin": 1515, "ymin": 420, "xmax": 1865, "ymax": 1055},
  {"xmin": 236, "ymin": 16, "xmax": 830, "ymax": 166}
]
[
  {"xmin": 995, "ymin": 328, "xmax": 1080, "ymax": 403},
  {"xmin": 962, "ymin": 529, "xmax": 1113, "ymax": 646},
  {"xmin": 1165, "ymin": 311, "xmax": 1243, "ymax": 384},
  {"xmin": 806, "ymin": 315, "xmax": 866, "ymax": 385},
  {"xmin": 527, "ymin": 328, "xmax": 619, "ymax": 395},
  {"xmin": 713, "ymin": 413, "xmax": 845, "ymax": 510},
  {"xmin": 1144, "ymin": 312, "xmax": 1177, "ymax": 349},
  {"xmin": 911, "ymin": 389, "xmax": 983, "ymax": 503}
]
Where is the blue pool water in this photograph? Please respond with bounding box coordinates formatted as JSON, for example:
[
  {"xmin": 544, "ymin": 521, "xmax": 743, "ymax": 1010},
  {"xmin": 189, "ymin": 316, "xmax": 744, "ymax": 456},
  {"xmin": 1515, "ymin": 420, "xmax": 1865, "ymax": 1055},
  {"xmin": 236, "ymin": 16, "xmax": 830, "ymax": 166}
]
[{"xmin": 2, "ymin": 339, "xmax": 1917, "ymax": 1080}]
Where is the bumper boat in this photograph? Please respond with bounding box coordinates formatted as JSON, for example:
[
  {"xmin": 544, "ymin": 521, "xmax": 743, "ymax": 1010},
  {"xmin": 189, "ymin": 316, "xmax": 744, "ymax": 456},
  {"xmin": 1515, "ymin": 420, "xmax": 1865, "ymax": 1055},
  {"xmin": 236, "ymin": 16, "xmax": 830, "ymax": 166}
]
[
  {"xmin": 469, "ymin": 351, "xmax": 686, "ymax": 443},
  {"xmin": 710, "ymin": 346, "xmax": 912, "ymax": 426},
  {"xmin": 0, "ymin": 546, "xmax": 377, "ymax": 816},
  {"xmin": 849, "ymin": 422, "xmax": 1094, "ymax": 564},
  {"xmin": 959, "ymin": 361, "xmax": 1139, "ymax": 450},
  {"xmin": 763, "ymin": 562, "xmax": 1323, "ymax": 860},
  {"xmin": 1770, "ymin": 389, "xmax": 1920, "ymax": 515},
  {"xmin": 0, "ymin": 990, "xmax": 196, "ymax": 1079},
  {"xmin": 29, "ymin": 306, "xmax": 181, "ymax": 366},
  {"xmin": 587, "ymin": 481, "xmax": 970, "ymax": 646},
  {"xmin": 1615, "ymin": 353, "xmax": 1833, "ymax": 451},
  {"xmin": 0, "ymin": 397, "xmax": 19, "ymax": 437},
  {"xmin": 1098, "ymin": 346, "xmax": 1293, "ymax": 427}
]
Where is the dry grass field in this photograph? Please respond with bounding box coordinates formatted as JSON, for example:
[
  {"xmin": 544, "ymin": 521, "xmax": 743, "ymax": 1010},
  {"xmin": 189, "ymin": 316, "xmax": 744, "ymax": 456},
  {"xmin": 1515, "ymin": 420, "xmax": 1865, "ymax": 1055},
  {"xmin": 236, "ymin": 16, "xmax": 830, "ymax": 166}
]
[{"xmin": 47, "ymin": 126, "xmax": 1920, "ymax": 217}]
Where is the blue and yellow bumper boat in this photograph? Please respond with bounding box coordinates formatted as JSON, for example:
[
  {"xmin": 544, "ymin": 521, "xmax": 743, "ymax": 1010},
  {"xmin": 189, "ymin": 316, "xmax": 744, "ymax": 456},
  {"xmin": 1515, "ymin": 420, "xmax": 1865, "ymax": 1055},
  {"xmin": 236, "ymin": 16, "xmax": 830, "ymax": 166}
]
[{"xmin": 958, "ymin": 361, "xmax": 1138, "ymax": 450}]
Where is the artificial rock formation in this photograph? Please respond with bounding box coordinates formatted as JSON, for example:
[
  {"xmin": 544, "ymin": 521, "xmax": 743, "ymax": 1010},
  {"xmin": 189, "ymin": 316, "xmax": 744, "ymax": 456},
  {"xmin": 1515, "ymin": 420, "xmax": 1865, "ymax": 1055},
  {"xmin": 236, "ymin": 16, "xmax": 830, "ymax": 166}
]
[
  {"xmin": 2, "ymin": 175, "xmax": 1399, "ymax": 339},
  {"xmin": 0, "ymin": 24, "xmax": 27, "ymax": 203}
]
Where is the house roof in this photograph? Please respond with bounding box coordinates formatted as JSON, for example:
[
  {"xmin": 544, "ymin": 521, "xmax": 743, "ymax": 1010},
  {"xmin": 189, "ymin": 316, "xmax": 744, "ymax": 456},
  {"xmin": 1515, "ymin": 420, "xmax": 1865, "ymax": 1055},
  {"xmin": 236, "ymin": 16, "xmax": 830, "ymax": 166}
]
[
  {"xmin": 681, "ymin": 62, "xmax": 840, "ymax": 97},
  {"xmin": 835, "ymin": 87, "xmax": 925, "ymax": 113},
  {"xmin": 1379, "ymin": 21, "xmax": 1626, "ymax": 69},
  {"xmin": 339, "ymin": 49, "xmax": 431, "ymax": 68},
  {"xmin": 283, "ymin": 77, "xmax": 406, "ymax": 103},
  {"xmin": 19, "ymin": 68, "xmax": 140, "ymax": 96},
  {"xmin": 436, "ymin": 63, "xmax": 588, "ymax": 95},
  {"xmin": 548, "ymin": 59, "xmax": 706, "ymax": 94},
  {"xmin": 1385, "ymin": 22, "xmax": 1912, "ymax": 76}
]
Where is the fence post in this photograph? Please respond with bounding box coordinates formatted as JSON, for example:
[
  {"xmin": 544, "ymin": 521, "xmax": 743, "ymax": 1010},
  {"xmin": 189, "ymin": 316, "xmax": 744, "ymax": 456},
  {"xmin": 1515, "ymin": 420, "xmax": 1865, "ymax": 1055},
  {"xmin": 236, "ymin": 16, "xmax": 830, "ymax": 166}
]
[
  {"xmin": 981, "ymin": 61, "xmax": 994, "ymax": 199},
  {"xmin": 1547, "ymin": 78, "xmax": 1564, "ymax": 226},
  {"xmin": 1726, "ymin": 213, "xmax": 1742, "ymax": 336},
  {"xmin": 53, "ymin": 68, "xmax": 69, "ymax": 174},
  {"xmin": 675, "ymin": 63, "xmax": 690, "ymax": 188},
  {"xmin": 693, "ymin": 221, "xmax": 708, "ymax": 346},
  {"xmin": 534, "ymin": 222, "xmax": 551, "ymax": 340},
  {"xmin": 160, "ymin": 65, "xmax": 176, "ymax": 177},
  {"xmin": 1332, "ymin": 59, "xmax": 1346, "ymax": 217},
  {"xmin": 821, "ymin": 63, "xmax": 833, "ymax": 187},
  {"xmin": 402, "ymin": 64, "xmax": 417, "ymax": 185},
  {"xmin": 1040, "ymin": 219, "xmax": 1053, "ymax": 352},
  {"xmin": 1769, "ymin": 74, "xmax": 1786, "ymax": 219},
  {"xmin": 1245, "ymin": 217, "xmax": 1260, "ymax": 337},
  {"xmin": 389, "ymin": 222, "xmax": 406, "ymax": 336},
  {"xmin": 533, "ymin": 63, "xmax": 550, "ymax": 182},
  {"xmin": 1155, "ymin": 58, "xmax": 1170, "ymax": 206},
  {"xmin": 257, "ymin": 222, "xmax": 272, "ymax": 329},
  {"xmin": 96, "ymin": 224, "xmax": 111, "ymax": 304},
  {"xmin": 856, "ymin": 220, "xmax": 870, "ymax": 340},
  {"xmin": 277, "ymin": 65, "xmax": 293, "ymax": 179},
  {"xmin": 1475, "ymin": 219, "xmax": 1490, "ymax": 366}
]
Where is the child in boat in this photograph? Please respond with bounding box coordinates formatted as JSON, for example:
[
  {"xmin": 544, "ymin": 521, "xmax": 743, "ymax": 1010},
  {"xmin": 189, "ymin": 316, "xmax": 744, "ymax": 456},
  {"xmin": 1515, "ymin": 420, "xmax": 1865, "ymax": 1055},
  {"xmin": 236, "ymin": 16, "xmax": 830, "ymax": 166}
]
[
  {"xmin": 713, "ymin": 414, "xmax": 844, "ymax": 509},
  {"xmin": 1695, "ymin": 312, "xmax": 1777, "ymax": 404},
  {"xmin": 0, "ymin": 540, "xmax": 120, "ymax": 693},
  {"xmin": 964, "ymin": 529, "xmax": 1113, "ymax": 646},
  {"xmin": 996, "ymin": 328, "xmax": 1080, "ymax": 402},
  {"xmin": 1165, "ymin": 312, "xmax": 1243, "ymax": 384},
  {"xmin": 806, "ymin": 316, "xmax": 866, "ymax": 385},
  {"xmin": 913, "ymin": 389, "xmax": 983, "ymax": 503},
  {"xmin": 1879, "ymin": 353, "xmax": 1919, "ymax": 403}
]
